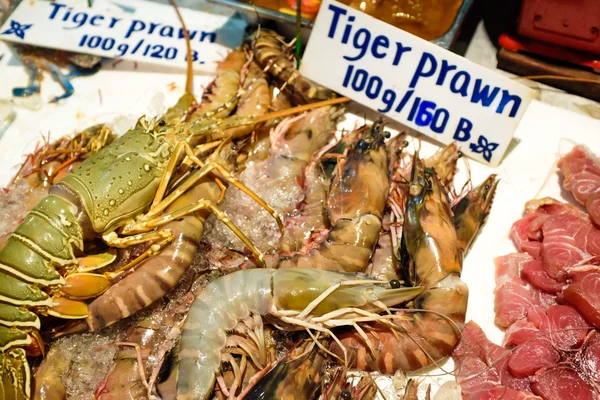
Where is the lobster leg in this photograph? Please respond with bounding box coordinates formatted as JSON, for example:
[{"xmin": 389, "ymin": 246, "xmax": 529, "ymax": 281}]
[
  {"xmin": 148, "ymin": 141, "xmax": 227, "ymax": 217},
  {"xmin": 150, "ymin": 140, "xmax": 188, "ymax": 210},
  {"xmin": 102, "ymin": 229, "xmax": 173, "ymax": 249},
  {"xmin": 132, "ymin": 198, "xmax": 267, "ymax": 267},
  {"xmin": 124, "ymin": 141, "xmax": 282, "ymax": 234},
  {"xmin": 104, "ymin": 236, "xmax": 173, "ymax": 280},
  {"xmin": 75, "ymin": 251, "xmax": 118, "ymax": 273},
  {"xmin": 190, "ymin": 161, "xmax": 283, "ymax": 232},
  {"xmin": 57, "ymin": 231, "xmax": 174, "ymax": 300},
  {"xmin": 56, "ymin": 236, "xmax": 174, "ymax": 302},
  {"xmin": 140, "ymin": 143, "xmax": 282, "ymax": 228},
  {"xmin": 178, "ymin": 140, "xmax": 224, "ymax": 176},
  {"xmin": 52, "ymin": 233, "xmax": 173, "ymax": 305}
]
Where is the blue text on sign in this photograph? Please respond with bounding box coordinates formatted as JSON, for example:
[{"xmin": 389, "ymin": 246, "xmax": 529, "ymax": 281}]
[{"xmin": 326, "ymin": 3, "xmax": 522, "ymax": 118}]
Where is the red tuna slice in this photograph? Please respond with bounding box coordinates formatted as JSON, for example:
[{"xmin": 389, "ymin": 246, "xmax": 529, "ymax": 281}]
[
  {"xmin": 524, "ymin": 199, "xmax": 600, "ymax": 269},
  {"xmin": 538, "ymin": 204, "xmax": 600, "ymax": 280},
  {"xmin": 504, "ymin": 320, "xmax": 540, "ymax": 347},
  {"xmin": 531, "ymin": 366, "xmax": 595, "ymax": 400},
  {"xmin": 526, "ymin": 306, "xmax": 550, "ymax": 329},
  {"xmin": 454, "ymin": 322, "xmax": 531, "ymax": 394},
  {"xmin": 495, "ymin": 253, "xmax": 531, "ymax": 280},
  {"xmin": 563, "ymin": 272, "xmax": 600, "ymax": 329},
  {"xmin": 507, "ymin": 339, "xmax": 560, "ymax": 378},
  {"xmin": 565, "ymin": 170, "xmax": 600, "ymax": 204},
  {"xmin": 454, "ymin": 320, "xmax": 491, "ymax": 360},
  {"xmin": 483, "ymin": 331, "xmax": 532, "ymax": 391},
  {"xmin": 541, "ymin": 305, "xmax": 589, "ymax": 350},
  {"xmin": 580, "ymin": 332, "xmax": 600, "ymax": 382},
  {"xmin": 521, "ymin": 241, "xmax": 542, "ymax": 258},
  {"xmin": 586, "ymin": 190, "xmax": 600, "ymax": 225},
  {"xmin": 511, "ymin": 214, "xmax": 540, "ymax": 251},
  {"xmin": 458, "ymin": 356, "xmax": 502, "ymax": 400},
  {"xmin": 453, "ymin": 322, "xmax": 502, "ymax": 399},
  {"xmin": 480, "ymin": 387, "xmax": 543, "ymax": 400},
  {"xmin": 495, "ymin": 255, "xmax": 556, "ymax": 328},
  {"xmin": 521, "ymin": 258, "xmax": 563, "ymax": 293},
  {"xmin": 570, "ymin": 219, "xmax": 600, "ymax": 256},
  {"xmin": 558, "ymin": 146, "xmax": 600, "ymax": 192},
  {"xmin": 540, "ymin": 215, "xmax": 588, "ymax": 280},
  {"xmin": 495, "ymin": 277, "xmax": 536, "ymax": 328},
  {"xmin": 533, "ymin": 289, "xmax": 557, "ymax": 309},
  {"xmin": 558, "ymin": 145, "xmax": 600, "ymax": 204}
]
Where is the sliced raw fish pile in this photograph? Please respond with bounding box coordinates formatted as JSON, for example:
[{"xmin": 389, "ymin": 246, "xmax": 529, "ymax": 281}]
[{"xmin": 454, "ymin": 145, "xmax": 600, "ymax": 400}]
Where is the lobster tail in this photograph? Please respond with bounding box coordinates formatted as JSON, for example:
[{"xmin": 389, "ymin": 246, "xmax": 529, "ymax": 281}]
[
  {"xmin": 0, "ymin": 194, "xmax": 87, "ymax": 398},
  {"xmin": 0, "ymin": 348, "xmax": 30, "ymax": 399}
]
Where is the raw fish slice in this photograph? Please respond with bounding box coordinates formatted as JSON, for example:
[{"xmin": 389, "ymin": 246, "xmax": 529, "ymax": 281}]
[
  {"xmin": 521, "ymin": 258, "xmax": 563, "ymax": 294},
  {"xmin": 531, "ymin": 366, "xmax": 595, "ymax": 400},
  {"xmin": 580, "ymin": 332, "xmax": 600, "ymax": 382},
  {"xmin": 507, "ymin": 338, "xmax": 559, "ymax": 378},
  {"xmin": 563, "ymin": 272, "xmax": 600, "ymax": 329},
  {"xmin": 480, "ymin": 387, "xmax": 543, "ymax": 400},
  {"xmin": 494, "ymin": 254, "xmax": 556, "ymax": 328},
  {"xmin": 454, "ymin": 322, "xmax": 533, "ymax": 398},
  {"xmin": 541, "ymin": 305, "xmax": 589, "ymax": 350},
  {"xmin": 503, "ymin": 320, "xmax": 540, "ymax": 347},
  {"xmin": 558, "ymin": 145, "xmax": 600, "ymax": 225}
]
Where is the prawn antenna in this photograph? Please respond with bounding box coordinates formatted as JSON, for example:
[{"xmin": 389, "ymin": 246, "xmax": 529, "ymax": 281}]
[{"xmin": 170, "ymin": 0, "xmax": 193, "ymax": 94}]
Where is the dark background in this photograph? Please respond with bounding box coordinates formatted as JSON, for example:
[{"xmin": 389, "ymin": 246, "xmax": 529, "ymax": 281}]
[{"xmin": 452, "ymin": 0, "xmax": 522, "ymax": 56}]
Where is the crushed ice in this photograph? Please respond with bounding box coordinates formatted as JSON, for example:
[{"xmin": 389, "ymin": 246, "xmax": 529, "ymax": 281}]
[
  {"xmin": 52, "ymin": 332, "xmax": 119, "ymax": 400},
  {"xmin": 203, "ymin": 158, "xmax": 304, "ymax": 253}
]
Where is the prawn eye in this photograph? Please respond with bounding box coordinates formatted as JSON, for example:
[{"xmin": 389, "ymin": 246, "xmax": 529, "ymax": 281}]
[
  {"xmin": 390, "ymin": 279, "xmax": 401, "ymax": 288},
  {"xmin": 157, "ymin": 120, "xmax": 166, "ymax": 127},
  {"xmin": 402, "ymin": 140, "xmax": 409, "ymax": 148},
  {"xmin": 457, "ymin": 150, "xmax": 464, "ymax": 158},
  {"xmin": 384, "ymin": 131, "xmax": 391, "ymax": 139},
  {"xmin": 231, "ymin": 144, "xmax": 238, "ymax": 151},
  {"xmin": 357, "ymin": 139, "xmax": 367, "ymax": 149},
  {"xmin": 484, "ymin": 184, "xmax": 490, "ymax": 191},
  {"xmin": 341, "ymin": 390, "xmax": 352, "ymax": 399}
]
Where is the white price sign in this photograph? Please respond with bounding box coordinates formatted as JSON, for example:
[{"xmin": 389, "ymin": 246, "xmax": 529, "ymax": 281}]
[
  {"xmin": 300, "ymin": 0, "xmax": 536, "ymax": 166},
  {"xmin": 0, "ymin": 0, "xmax": 247, "ymax": 73}
]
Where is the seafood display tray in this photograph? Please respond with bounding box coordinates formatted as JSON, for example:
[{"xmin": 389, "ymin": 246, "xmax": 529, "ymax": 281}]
[
  {"xmin": 2, "ymin": 49, "xmax": 600, "ymax": 395},
  {"xmin": 207, "ymin": 0, "xmax": 475, "ymax": 49},
  {"xmin": 1, "ymin": 14, "xmax": 600, "ymax": 393}
]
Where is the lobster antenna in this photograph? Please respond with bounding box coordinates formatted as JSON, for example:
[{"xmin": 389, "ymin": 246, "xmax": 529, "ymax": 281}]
[
  {"xmin": 170, "ymin": 0, "xmax": 193, "ymax": 94},
  {"xmin": 253, "ymin": 96, "xmax": 350, "ymax": 124}
]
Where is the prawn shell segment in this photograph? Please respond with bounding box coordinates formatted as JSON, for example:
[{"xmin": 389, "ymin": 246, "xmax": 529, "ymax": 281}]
[{"xmin": 271, "ymin": 268, "xmax": 421, "ymax": 316}]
